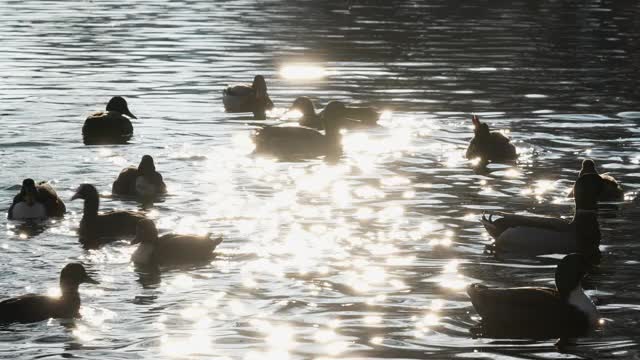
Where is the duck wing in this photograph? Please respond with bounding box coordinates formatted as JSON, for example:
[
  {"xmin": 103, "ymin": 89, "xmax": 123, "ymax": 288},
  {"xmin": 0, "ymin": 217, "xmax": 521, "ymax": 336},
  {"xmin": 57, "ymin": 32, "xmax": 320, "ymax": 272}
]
[
  {"xmin": 253, "ymin": 126, "xmax": 328, "ymax": 158},
  {"xmin": 468, "ymin": 284, "xmax": 588, "ymax": 338},
  {"xmin": 0, "ymin": 294, "xmax": 59, "ymax": 323},
  {"xmin": 80, "ymin": 211, "xmax": 146, "ymax": 245},
  {"xmin": 599, "ymin": 173, "xmax": 623, "ymax": 201},
  {"xmin": 481, "ymin": 212, "xmax": 569, "ymax": 239},
  {"xmin": 112, "ymin": 167, "xmax": 139, "ymax": 195},
  {"xmin": 223, "ymin": 84, "xmax": 253, "ymax": 97},
  {"xmin": 35, "ymin": 182, "xmax": 66, "ymax": 217},
  {"xmin": 82, "ymin": 111, "xmax": 133, "ymax": 145},
  {"xmin": 154, "ymin": 234, "xmax": 223, "ymax": 264},
  {"xmin": 344, "ymin": 107, "xmax": 380, "ymax": 125}
]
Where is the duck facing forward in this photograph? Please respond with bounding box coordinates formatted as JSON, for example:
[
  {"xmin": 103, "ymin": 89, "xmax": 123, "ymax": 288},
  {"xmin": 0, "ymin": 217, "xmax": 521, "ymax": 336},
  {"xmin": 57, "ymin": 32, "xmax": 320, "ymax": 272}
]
[
  {"xmin": 0, "ymin": 263, "xmax": 98, "ymax": 323},
  {"xmin": 131, "ymin": 219, "xmax": 223, "ymax": 266},
  {"xmin": 71, "ymin": 184, "xmax": 146, "ymax": 246},
  {"xmin": 568, "ymin": 159, "xmax": 623, "ymax": 202},
  {"xmin": 112, "ymin": 155, "xmax": 167, "ymax": 198},
  {"xmin": 289, "ymin": 97, "xmax": 379, "ymax": 130},
  {"xmin": 8, "ymin": 178, "xmax": 66, "ymax": 220},
  {"xmin": 82, "ymin": 96, "xmax": 136, "ymax": 145},
  {"xmin": 465, "ymin": 115, "xmax": 517, "ymax": 164},
  {"xmin": 253, "ymin": 101, "xmax": 347, "ymax": 160},
  {"xmin": 223, "ymin": 75, "xmax": 274, "ymax": 119},
  {"xmin": 468, "ymin": 253, "xmax": 599, "ymax": 340},
  {"xmin": 481, "ymin": 173, "xmax": 604, "ymax": 263}
]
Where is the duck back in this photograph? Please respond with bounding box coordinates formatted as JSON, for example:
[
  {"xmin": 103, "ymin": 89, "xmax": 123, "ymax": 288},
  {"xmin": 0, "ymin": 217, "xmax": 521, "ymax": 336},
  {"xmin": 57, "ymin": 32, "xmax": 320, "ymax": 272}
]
[
  {"xmin": 0, "ymin": 294, "xmax": 77, "ymax": 323},
  {"xmin": 153, "ymin": 234, "xmax": 222, "ymax": 265},
  {"xmin": 82, "ymin": 111, "xmax": 133, "ymax": 145},
  {"xmin": 254, "ymin": 126, "xmax": 329, "ymax": 158}
]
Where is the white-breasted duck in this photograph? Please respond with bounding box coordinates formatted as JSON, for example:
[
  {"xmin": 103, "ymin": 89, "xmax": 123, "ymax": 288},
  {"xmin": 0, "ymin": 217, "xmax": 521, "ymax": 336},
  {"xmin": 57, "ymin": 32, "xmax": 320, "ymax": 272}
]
[
  {"xmin": 289, "ymin": 97, "xmax": 380, "ymax": 130},
  {"xmin": 7, "ymin": 178, "xmax": 66, "ymax": 220},
  {"xmin": 0, "ymin": 263, "xmax": 98, "ymax": 323},
  {"xmin": 481, "ymin": 173, "xmax": 604, "ymax": 263},
  {"xmin": 223, "ymin": 75, "xmax": 274, "ymax": 120},
  {"xmin": 131, "ymin": 219, "xmax": 223, "ymax": 266},
  {"xmin": 568, "ymin": 159, "xmax": 623, "ymax": 202},
  {"xmin": 112, "ymin": 155, "xmax": 167, "ymax": 198},
  {"xmin": 82, "ymin": 96, "xmax": 136, "ymax": 145},
  {"xmin": 466, "ymin": 115, "xmax": 517, "ymax": 164},
  {"xmin": 253, "ymin": 101, "xmax": 347, "ymax": 160},
  {"xmin": 71, "ymin": 184, "xmax": 146, "ymax": 246},
  {"xmin": 468, "ymin": 253, "xmax": 599, "ymax": 340}
]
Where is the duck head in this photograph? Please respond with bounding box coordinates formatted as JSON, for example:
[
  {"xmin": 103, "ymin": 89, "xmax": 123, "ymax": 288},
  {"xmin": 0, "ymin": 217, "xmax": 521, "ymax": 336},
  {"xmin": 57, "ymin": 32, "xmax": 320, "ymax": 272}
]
[
  {"xmin": 138, "ymin": 155, "xmax": 157, "ymax": 176},
  {"xmin": 71, "ymin": 184, "xmax": 99, "ymax": 202},
  {"xmin": 555, "ymin": 253, "xmax": 590, "ymax": 298},
  {"xmin": 471, "ymin": 115, "xmax": 490, "ymax": 138},
  {"xmin": 20, "ymin": 178, "xmax": 38, "ymax": 205},
  {"xmin": 580, "ymin": 159, "xmax": 597, "ymax": 176},
  {"xmin": 573, "ymin": 173, "xmax": 604, "ymax": 210},
  {"xmin": 289, "ymin": 97, "xmax": 316, "ymax": 118},
  {"xmin": 132, "ymin": 219, "xmax": 159, "ymax": 245},
  {"xmin": 60, "ymin": 263, "xmax": 99, "ymax": 294},
  {"xmin": 106, "ymin": 96, "xmax": 137, "ymax": 119},
  {"xmin": 252, "ymin": 75, "xmax": 268, "ymax": 98}
]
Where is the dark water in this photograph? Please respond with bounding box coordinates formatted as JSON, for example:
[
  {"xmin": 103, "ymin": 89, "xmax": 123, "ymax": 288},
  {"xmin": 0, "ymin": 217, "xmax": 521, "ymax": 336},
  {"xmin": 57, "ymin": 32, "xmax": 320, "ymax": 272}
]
[{"xmin": 1, "ymin": 0, "xmax": 639, "ymax": 358}]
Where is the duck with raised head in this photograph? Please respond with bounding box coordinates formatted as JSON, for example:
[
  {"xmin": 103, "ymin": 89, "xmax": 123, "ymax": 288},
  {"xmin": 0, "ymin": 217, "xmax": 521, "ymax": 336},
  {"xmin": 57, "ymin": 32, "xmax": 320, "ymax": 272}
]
[
  {"xmin": 223, "ymin": 75, "xmax": 274, "ymax": 119},
  {"xmin": 8, "ymin": 178, "xmax": 66, "ymax": 220},
  {"xmin": 466, "ymin": 115, "xmax": 517, "ymax": 164},
  {"xmin": 568, "ymin": 159, "xmax": 623, "ymax": 202},
  {"xmin": 481, "ymin": 173, "xmax": 604, "ymax": 263},
  {"xmin": 131, "ymin": 219, "xmax": 222, "ymax": 266},
  {"xmin": 82, "ymin": 96, "xmax": 136, "ymax": 145},
  {"xmin": 112, "ymin": 155, "xmax": 167, "ymax": 198},
  {"xmin": 71, "ymin": 184, "xmax": 146, "ymax": 246},
  {"xmin": 0, "ymin": 263, "xmax": 98, "ymax": 323},
  {"xmin": 289, "ymin": 97, "xmax": 380, "ymax": 130},
  {"xmin": 253, "ymin": 101, "xmax": 346, "ymax": 160},
  {"xmin": 468, "ymin": 253, "xmax": 599, "ymax": 340}
]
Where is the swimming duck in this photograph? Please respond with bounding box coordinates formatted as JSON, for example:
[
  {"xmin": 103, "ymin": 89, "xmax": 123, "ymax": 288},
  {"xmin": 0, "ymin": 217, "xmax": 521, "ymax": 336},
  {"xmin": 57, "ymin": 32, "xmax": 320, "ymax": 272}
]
[
  {"xmin": 253, "ymin": 101, "xmax": 346, "ymax": 159},
  {"xmin": 8, "ymin": 179, "xmax": 66, "ymax": 220},
  {"xmin": 0, "ymin": 263, "xmax": 98, "ymax": 323},
  {"xmin": 112, "ymin": 155, "xmax": 167, "ymax": 198},
  {"xmin": 223, "ymin": 75, "xmax": 274, "ymax": 119},
  {"xmin": 82, "ymin": 96, "xmax": 136, "ymax": 145},
  {"xmin": 568, "ymin": 159, "xmax": 623, "ymax": 202},
  {"xmin": 289, "ymin": 97, "xmax": 379, "ymax": 130},
  {"xmin": 131, "ymin": 219, "xmax": 223, "ymax": 266},
  {"xmin": 481, "ymin": 173, "xmax": 603, "ymax": 263},
  {"xmin": 468, "ymin": 253, "xmax": 599, "ymax": 340},
  {"xmin": 71, "ymin": 184, "xmax": 146, "ymax": 246},
  {"xmin": 465, "ymin": 115, "xmax": 517, "ymax": 164}
]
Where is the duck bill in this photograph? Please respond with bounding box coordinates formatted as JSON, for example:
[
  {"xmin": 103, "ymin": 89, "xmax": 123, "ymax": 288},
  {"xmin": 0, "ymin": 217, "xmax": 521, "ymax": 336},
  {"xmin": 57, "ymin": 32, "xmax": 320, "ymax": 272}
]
[
  {"xmin": 124, "ymin": 109, "xmax": 137, "ymax": 119},
  {"xmin": 84, "ymin": 274, "xmax": 99, "ymax": 284},
  {"xmin": 70, "ymin": 192, "xmax": 80, "ymax": 201}
]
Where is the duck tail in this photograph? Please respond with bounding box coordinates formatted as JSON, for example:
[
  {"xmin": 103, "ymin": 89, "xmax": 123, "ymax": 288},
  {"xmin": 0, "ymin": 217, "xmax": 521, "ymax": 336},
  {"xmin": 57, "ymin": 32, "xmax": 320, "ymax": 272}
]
[
  {"xmin": 480, "ymin": 212, "xmax": 496, "ymax": 231},
  {"xmin": 466, "ymin": 283, "xmax": 488, "ymax": 298}
]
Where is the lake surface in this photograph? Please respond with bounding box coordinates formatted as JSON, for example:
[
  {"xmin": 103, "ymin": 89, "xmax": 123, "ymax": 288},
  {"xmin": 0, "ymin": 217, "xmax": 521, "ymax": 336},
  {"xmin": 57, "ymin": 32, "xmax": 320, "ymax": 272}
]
[{"xmin": 1, "ymin": 0, "xmax": 639, "ymax": 358}]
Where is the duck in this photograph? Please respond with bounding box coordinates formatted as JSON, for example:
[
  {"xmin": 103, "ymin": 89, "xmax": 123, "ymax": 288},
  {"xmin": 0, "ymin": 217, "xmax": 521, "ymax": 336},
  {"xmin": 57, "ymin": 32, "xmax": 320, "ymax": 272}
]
[
  {"xmin": 253, "ymin": 101, "xmax": 346, "ymax": 160},
  {"xmin": 82, "ymin": 96, "xmax": 136, "ymax": 145},
  {"xmin": 289, "ymin": 97, "xmax": 379, "ymax": 130},
  {"xmin": 131, "ymin": 219, "xmax": 223, "ymax": 266},
  {"xmin": 7, "ymin": 179, "xmax": 66, "ymax": 220},
  {"xmin": 71, "ymin": 184, "xmax": 146, "ymax": 246},
  {"xmin": 223, "ymin": 75, "xmax": 274, "ymax": 120},
  {"xmin": 465, "ymin": 115, "xmax": 517, "ymax": 164},
  {"xmin": 568, "ymin": 159, "xmax": 623, "ymax": 202},
  {"xmin": 468, "ymin": 253, "xmax": 599, "ymax": 340},
  {"xmin": 480, "ymin": 173, "xmax": 604, "ymax": 263},
  {"xmin": 0, "ymin": 263, "xmax": 98, "ymax": 323},
  {"xmin": 112, "ymin": 155, "xmax": 167, "ymax": 198}
]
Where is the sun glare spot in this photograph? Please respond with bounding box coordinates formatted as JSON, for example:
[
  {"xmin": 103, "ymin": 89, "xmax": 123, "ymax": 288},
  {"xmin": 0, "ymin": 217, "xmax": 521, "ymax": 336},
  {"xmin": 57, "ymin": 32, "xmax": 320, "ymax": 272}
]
[{"xmin": 280, "ymin": 64, "xmax": 326, "ymax": 80}]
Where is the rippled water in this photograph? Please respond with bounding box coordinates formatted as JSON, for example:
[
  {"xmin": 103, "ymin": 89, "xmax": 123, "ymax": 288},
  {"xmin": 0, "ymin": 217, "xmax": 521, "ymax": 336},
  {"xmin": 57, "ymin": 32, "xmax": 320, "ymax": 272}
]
[{"xmin": 1, "ymin": 0, "xmax": 640, "ymax": 358}]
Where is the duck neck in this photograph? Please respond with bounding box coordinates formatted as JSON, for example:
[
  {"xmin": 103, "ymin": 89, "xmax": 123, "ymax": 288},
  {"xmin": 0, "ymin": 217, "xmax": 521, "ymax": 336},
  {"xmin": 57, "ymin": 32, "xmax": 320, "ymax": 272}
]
[
  {"xmin": 83, "ymin": 196, "xmax": 99, "ymax": 219},
  {"xmin": 572, "ymin": 210, "xmax": 601, "ymax": 263}
]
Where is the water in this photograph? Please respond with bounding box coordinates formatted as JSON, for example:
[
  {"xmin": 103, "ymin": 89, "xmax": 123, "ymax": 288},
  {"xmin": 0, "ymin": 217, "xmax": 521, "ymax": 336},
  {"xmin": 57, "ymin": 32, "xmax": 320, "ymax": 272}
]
[{"xmin": 1, "ymin": 0, "xmax": 639, "ymax": 358}]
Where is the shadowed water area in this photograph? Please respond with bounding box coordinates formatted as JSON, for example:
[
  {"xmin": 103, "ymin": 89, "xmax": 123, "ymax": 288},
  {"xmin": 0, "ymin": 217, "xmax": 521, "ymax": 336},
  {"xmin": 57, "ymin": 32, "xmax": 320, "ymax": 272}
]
[{"xmin": 1, "ymin": 0, "xmax": 640, "ymax": 358}]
